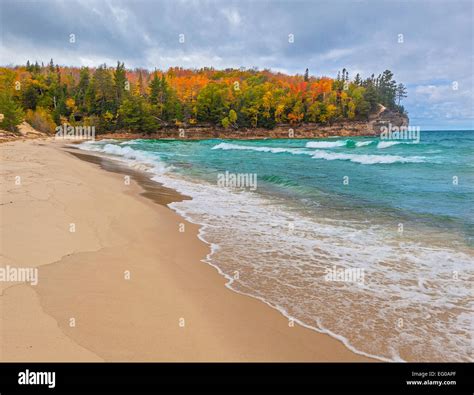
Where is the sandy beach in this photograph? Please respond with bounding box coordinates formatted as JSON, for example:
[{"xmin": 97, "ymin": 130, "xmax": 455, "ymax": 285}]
[{"xmin": 0, "ymin": 139, "xmax": 372, "ymax": 362}]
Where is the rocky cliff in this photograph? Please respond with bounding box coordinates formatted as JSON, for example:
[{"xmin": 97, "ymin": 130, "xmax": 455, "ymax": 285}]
[{"xmin": 100, "ymin": 106, "xmax": 409, "ymax": 140}]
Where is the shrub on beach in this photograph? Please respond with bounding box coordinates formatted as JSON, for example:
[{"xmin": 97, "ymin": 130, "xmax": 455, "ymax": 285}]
[{"xmin": 25, "ymin": 107, "xmax": 56, "ymax": 134}]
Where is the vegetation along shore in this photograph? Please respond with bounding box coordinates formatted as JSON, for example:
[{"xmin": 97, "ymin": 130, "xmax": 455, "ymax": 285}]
[{"xmin": 0, "ymin": 61, "xmax": 408, "ymax": 139}]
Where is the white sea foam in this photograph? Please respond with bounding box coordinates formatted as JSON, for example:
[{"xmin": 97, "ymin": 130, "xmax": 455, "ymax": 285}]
[
  {"xmin": 377, "ymin": 141, "xmax": 416, "ymax": 149},
  {"xmin": 311, "ymin": 150, "xmax": 425, "ymax": 164},
  {"xmin": 119, "ymin": 139, "xmax": 144, "ymax": 145},
  {"xmin": 212, "ymin": 142, "xmax": 425, "ymax": 164},
  {"xmin": 306, "ymin": 140, "xmax": 347, "ymax": 148},
  {"xmin": 355, "ymin": 140, "xmax": 373, "ymax": 147},
  {"xmin": 77, "ymin": 139, "xmax": 474, "ymax": 362},
  {"xmin": 78, "ymin": 141, "xmax": 169, "ymax": 174},
  {"xmin": 212, "ymin": 142, "xmax": 306, "ymax": 155},
  {"xmin": 74, "ymin": 139, "xmax": 118, "ymax": 150},
  {"xmin": 158, "ymin": 171, "xmax": 473, "ymax": 362}
]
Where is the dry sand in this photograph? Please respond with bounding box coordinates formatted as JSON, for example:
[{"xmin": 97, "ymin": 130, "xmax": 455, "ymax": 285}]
[{"xmin": 0, "ymin": 139, "xmax": 373, "ymax": 361}]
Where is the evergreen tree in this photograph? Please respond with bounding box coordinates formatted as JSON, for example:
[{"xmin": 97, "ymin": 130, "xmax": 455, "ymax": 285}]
[
  {"xmin": 342, "ymin": 68, "xmax": 348, "ymax": 82},
  {"xmin": 0, "ymin": 92, "xmax": 24, "ymax": 132},
  {"xmin": 75, "ymin": 67, "xmax": 90, "ymax": 112},
  {"xmin": 118, "ymin": 95, "xmax": 157, "ymax": 133},
  {"xmin": 91, "ymin": 65, "xmax": 115, "ymax": 115},
  {"xmin": 149, "ymin": 72, "xmax": 161, "ymax": 105},
  {"xmin": 21, "ymin": 82, "xmax": 39, "ymax": 110},
  {"xmin": 363, "ymin": 82, "xmax": 378, "ymax": 113},
  {"xmin": 354, "ymin": 73, "xmax": 362, "ymax": 86},
  {"xmin": 160, "ymin": 75, "xmax": 169, "ymax": 104},
  {"xmin": 396, "ymin": 83, "xmax": 407, "ymax": 105},
  {"xmin": 378, "ymin": 70, "xmax": 397, "ymax": 108},
  {"xmin": 113, "ymin": 61, "xmax": 127, "ymax": 104}
]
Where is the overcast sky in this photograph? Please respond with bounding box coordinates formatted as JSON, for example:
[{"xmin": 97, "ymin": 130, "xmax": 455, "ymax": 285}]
[{"xmin": 1, "ymin": 0, "xmax": 473, "ymax": 129}]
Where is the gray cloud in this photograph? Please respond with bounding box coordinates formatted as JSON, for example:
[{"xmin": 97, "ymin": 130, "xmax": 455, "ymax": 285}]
[{"xmin": 1, "ymin": 0, "xmax": 472, "ymax": 129}]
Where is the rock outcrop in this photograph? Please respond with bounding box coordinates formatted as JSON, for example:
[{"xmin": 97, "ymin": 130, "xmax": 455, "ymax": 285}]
[
  {"xmin": 99, "ymin": 106, "xmax": 409, "ymax": 140},
  {"xmin": 369, "ymin": 106, "xmax": 409, "ymax": 134},
  {"xmin": 0, "ymin": 122, "xmax": 48, "ymax": 143}
]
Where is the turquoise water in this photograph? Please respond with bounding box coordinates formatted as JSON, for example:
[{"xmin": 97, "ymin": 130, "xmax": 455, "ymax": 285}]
[{"xmin": 79, "ymin": 130, "xmax": 474, "ymax": 362}]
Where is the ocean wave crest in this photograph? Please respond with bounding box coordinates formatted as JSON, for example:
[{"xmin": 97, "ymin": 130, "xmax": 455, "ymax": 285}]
[
  {"xmin": 306, "ymin": 140, "xmax": 347, "ymax": 148},
  {"xmin": 211, "ymin": 142, "xmax": 303, "ymax": 154},
  {"xmin": 377, "ymin": 141, "xmax": 417, "ymax": 149},
  {"xmin": 355, "ymin": 140, "xmax": 373, "ymax": 147},
  {"xmin": 311, "ymin": 150, "xmax": 425, "ymax": 164},
  {"xmin": 78, "ymin": 141, "xmax": 169, "ymax": 173},
  {"xmin": 212, "ymin": 142, "xmax": 424, "ymax": 164}
]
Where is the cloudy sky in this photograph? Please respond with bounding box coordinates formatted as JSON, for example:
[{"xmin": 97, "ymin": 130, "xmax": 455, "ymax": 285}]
[{"xmin": 1, "ymin": 0, "xmax": 473, "ymax": 129}]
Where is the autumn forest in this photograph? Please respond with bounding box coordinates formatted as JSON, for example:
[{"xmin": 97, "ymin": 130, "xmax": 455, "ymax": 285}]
[{"xmin": 0, "ymin": 60, "xmax": 407, "ymax": 134}]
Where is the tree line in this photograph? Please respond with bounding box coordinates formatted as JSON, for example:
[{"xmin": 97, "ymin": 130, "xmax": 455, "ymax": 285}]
[{"xmin": 0, "ymin": 60, "xmax": 407, "ymax": 133}]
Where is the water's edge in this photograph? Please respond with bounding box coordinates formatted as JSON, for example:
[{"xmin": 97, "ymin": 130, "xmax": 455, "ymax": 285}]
[{"xmin": 66, "ymin": 146, "xmax": 388, "ymax": 362}]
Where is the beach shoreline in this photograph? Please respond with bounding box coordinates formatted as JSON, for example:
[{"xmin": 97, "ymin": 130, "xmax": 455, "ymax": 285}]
[{"xmin": 0, "ymin": 139, "xmax": 374, "ymax": 362}]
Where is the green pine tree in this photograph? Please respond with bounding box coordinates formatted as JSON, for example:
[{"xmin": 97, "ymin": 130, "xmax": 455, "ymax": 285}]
[{"xmin": 0, "ymin": 92, "xmax": 24, "ymax": 132}]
